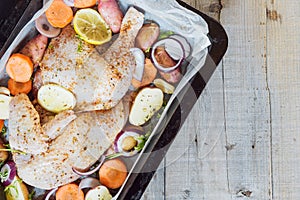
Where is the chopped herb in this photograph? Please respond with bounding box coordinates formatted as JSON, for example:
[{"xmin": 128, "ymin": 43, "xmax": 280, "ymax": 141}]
[
  {"xmin": 28, "ymin": 190, "xmax": 35, "ymax": 200},
  {"xmin": 145, "ymin": 47, "xmax": 151, "ymax": 53},
  {"xmin": 48, "ymin": 44, "xmax": 54, "ymax": 50},
  {"xmin": 159, "ymin": 30, "xmax": 174, "ymax": 39},
  {"xmin": 134, "ymin": 132, "xmax": 151, "ymax": 152},
  {"xmin": 105, "ymin": 152, "xmax": 123, "ymax": 160},
  {"xmin": 4, "ymin": 179, "xmax": 23, "ymax": 197},
  {"xmin": 1, "ymin": 144, "xmax": 27, "ymax": 155},
  {"xmin": 1, "ymin": 125, "xmax": 7, "ymax": 136},
  {"xmin": 75, "ymin": 34, "xmax": 83, "ymax": 53},
  {"xmin": 0, "ymin": 169, "xmax": 8, "ymax": 182}
]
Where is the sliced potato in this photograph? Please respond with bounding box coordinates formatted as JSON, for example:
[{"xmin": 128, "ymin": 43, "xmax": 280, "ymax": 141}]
[
  {"xmin": 85, "ymin": 186, "xmax": 112, "ymax": 200},
  {"xmin": 0, "ymin": 94, "xmax": 12, "ymax": 119},
  {"xmin": 153, "ymin": 78, "xmax": 175, "ymax": 94},
  {"xmin": 5, "ymin": 176, "xmax": 29, "ymax": 200},
  {"xmin": 0, "ymin": 87, "xmax": 10, "ymax": 96},
  {"xmin": 129, "ymin": 87, "xmax": 163, "ymax": 126},
  {"xmin": 37, "ymin": 84, "xmax": 76, "ymax": 113}
]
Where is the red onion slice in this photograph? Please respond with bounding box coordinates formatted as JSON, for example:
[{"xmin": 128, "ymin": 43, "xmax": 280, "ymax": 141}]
[
  {"xmin": 72, "ymin": 155, "xmax": 105, "ymax": 176},
  {"xmin": 114, "ymin": 130, "xmax": 142, "ymax": 157},
  {"xmin": 169, "ymin": 34, "xmax": 192, "ymax": 58},
  {"xmin": 151, "ymin": 38, "xmax": 185, "ymax": 73},
  {"xmin": 45, "ymin": 188, "xmax": 58, "ymax": 200},
  {"xmin": 79, "ymin": 177, "xmax": 101, "ymax": 190},
  {"xmin": 63, "ymin": 0, "xmax": 74, "ymax": 7},
  {"xmin": 130, "ymin": 48, "xmax": 145, "ymax": 81},
  {"xmin": 0, "ymin": 161, "xmax": 17, "ymax": 187}
]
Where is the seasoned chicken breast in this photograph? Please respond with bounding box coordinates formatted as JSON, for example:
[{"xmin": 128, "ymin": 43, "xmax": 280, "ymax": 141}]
[
  {"xmin": 40, "ymin": 7, "xmax": 144, "ymax": 112},
  {"xmin": 9, "ymin": 94, "xmax": 128, "ymax": 189}
]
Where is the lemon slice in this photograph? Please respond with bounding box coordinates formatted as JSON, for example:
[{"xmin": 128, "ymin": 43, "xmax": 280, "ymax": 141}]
[{"xmin": 73, "ymin": 8, "xmax": 112, "ymax": 45}]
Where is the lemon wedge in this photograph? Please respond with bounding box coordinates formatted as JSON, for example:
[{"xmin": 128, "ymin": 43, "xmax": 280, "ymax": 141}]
[{"xmin": 73, "ymin": 8, "xmax": 112, "ymax": 45}]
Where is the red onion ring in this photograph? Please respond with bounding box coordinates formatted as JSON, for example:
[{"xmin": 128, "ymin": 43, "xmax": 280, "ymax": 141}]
[
  {"xmin": 130, "ymin": 48, "xmax": 145, "ymax": 81},
  {"xmin": 79, "ymin": 177, "xmax": 101, "ymax": 190},
  {"xmin": 72, "ymin": 155, "xmax": 105, "ymax": 176},
  {"xmin": 113, "ymin": 130, "xmax": 142, "ymax": 157},
  {"xmin": 63, "ymin": 0, "xmax": 74, "ymax": 7},
  {"xmin": 151, "ymin": 38, "xmax": 185, "ymax": 73},
  {"xmin": 45, "ymin": 188, "xmax": 58, "ymax": 200},
  {"xmin": 169, "ymin": 34, "xmax": 192, "ymax": 58},
  {"xmin": 0, "ymin": 160, "xmax": 17, "ymax": 187}
]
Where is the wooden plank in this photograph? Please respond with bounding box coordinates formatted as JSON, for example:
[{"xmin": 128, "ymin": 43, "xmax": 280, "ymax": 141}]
[
  {"xmin": 164, "ymin": 67, "xmax": 229, "ymax": 199},
  {"xmin": 220, "ymin": 0, "xmax": 271, "ymax": 199},
  {"xmin": 266, "ymin": 0, "xmax": 300, "ymax": 199}
]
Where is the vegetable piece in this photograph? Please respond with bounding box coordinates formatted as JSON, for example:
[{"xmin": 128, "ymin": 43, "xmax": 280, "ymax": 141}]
[
  {"xmin": 32, "ymin": 69, "xmax": 42, "ymax": 99},
  {"xmin": 45, "ymin": 188, "xmax": 58, "ymax": 200},
  {"xmin": 159, "ymin": 67, "xmax": 182, "ymax": 83},
  {"xmin": 37, "ymin": 83, "xmax": 76, "ymax": 113},
  {"xmin": 63, "ymin": 0, "xmax": 74, "ymax": 7},
  {"xmin": 99, "ymin": 158, "xmax": 127, "ymax": 189},
  {"xmin": 74, "ymin": 0, "xmax": 96, "ymax": 8},
  {"xmin": 73, "ymin": 8, "xmax": 112, "ymax": 45},
  {"xmin": 8, "ymin": 79, "xmax": 32, "ymax": 96},
  {"xmin": 153, "ymin": 78, "xmax": 175, "ymax": 94},
  {"xmin": 131, "ymin": 58, "xmax": 157, "ymax": 89},
  {"xmin": 135, "ymin": 22, "xmax": 160, "ymax": 51},
  {"xmin": 130, "ymin": 48, "xmax": 145, "ymax": 81},
  {"xmin": 5, "ymin": 53, "xmax": 33, "ymax": 83},
  {"xmin": 4, "ymin": 176, "xmax": 29, "ymax": 200},
  {"xmin": 45, "ymin": 0, "xmax": 73, "ymax": 28},
  {"xmin": 169, "ymin": 34, "xmax": 192, "ymax": 58},
  {"xmin": 72, "ymin": 155, "xmax": 105, "ymax": 176},
  {"xmin": 55, "ymin": 183, "xmax": 84, "ymax": 200},
  {"xmin": 98, "ymin": 0, "xmax": 123, "ymax": 33},
  {"xmin": 0, "ymin": 120, "xmax": 3, "ymax": 131},
  {"xmin": 85, "ymin": 185, "xmax": 112, "ymax": 200},
  {"xmin": 129, "ymin": 87, "xmax": 164, "ymax": 126},
  {"xmin": 0, "ymin": 140, "xmax": 9, "ymax": 163},
  {"xmin": 114, "ymin": 130, "xmax": 142, "ymax": 157},
  {"xmin": 151, "ymin": 38, "xmax": 184, "ymax": 72},
  {"xmin": 35, "ymin": 14, "xmax": 61, "ymax": 38},
  {"xmin": 0, "ymin": 161, "xmax": 17, "ymax": 187},
  {"xmin": 20, "ymin": 34, "xmax": 48, "ymax": 68},
  {"xmin": 0, "ymin": 94, "xmax": 12, "ymax": 119},
  {"xmin": 79, "ymin": 177, "xmax": 100, "ymax": 190},
  {"xmin": 0, "ymin": 87, "xmax": 10, "ymax": 96}
]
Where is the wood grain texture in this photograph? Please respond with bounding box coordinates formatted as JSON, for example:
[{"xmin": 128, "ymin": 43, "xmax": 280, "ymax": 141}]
[
  {"xmin": 266, "ymin": 0, "xmax": 300, "ymax": 199},
  {"xmin": 143, "ymin": 0, "xmax": 300, "ymax": 199}
]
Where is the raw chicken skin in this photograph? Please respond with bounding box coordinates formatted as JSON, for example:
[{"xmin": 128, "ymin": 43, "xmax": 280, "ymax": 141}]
[
  {"xmin": 9, "ymin": 94, "xmax": 128, "ymax": 189},
  {"xmin": 40, "ymin": 7, "xmax": 144, "ymax": 111}
]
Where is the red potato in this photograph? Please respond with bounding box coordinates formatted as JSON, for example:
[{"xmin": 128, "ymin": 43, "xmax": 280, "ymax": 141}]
[
  {"xmin": 159, "ymin": 67, "xmax": 182, "ymax": 83},
  {"xmin": 20, "ymin": 34, "xmax": 48, "ymax": 68},
  {"xmin": 98, "ymin": 0, "xmax": 123, "ymax": 33},
  {"xmin": 135, "ymin": 23, "xmax": 160, "ymax": 51}
]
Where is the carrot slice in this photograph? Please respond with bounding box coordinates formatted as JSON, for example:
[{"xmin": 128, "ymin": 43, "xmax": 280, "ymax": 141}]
[
  {"xmin": 8, "ymin": 78, "xmax": 32, "ymax": 96},
  {"xmin": 99, "ymin": 158, "xmax": 127, "ymax": 189},
  {"xmin": 74, "ymin": 0, "xmax": 97, "ymax": 8},
  {"xmin": 0, "ymin": 120, "xmax": 4, "ymax": 131},
  {"xmin": 56, "ymin": 183, "xmax": 84, "ymax": 200},
  {"xmin": 45, "ymin": 0, "xmax": 73, "ymax": 28},
  {"xmin": 132, "ymin": 58, "xmax": 158, "ymax": 88},
  {"xmin": 6, "ymin": 53, "xmax": 33, "ymax": 83}
]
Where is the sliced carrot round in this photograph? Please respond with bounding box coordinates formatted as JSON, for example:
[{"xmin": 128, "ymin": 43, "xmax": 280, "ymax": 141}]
[
  {"xmin": 55, "ymin": 183, "xmax": 84, "ymax": 200},
  {"xmin": 6, "ymin": 53, "xmax": 33, "ymax": 83},
  {"xmin": 45, "ymin": 0, "xmax": 73, "ymax": 28},
  {"xmin": 0, "ymin": 120, "xmax": 4, "ymax": 131},
  {"xmin": 99, "ymin": 158, "xmax": 127, "ymax": 189},
  {"xmin": 7, "ymin": 78, "xmax": 32, "ymax": 96},
  {"xmin": 74, "ymin": 0, "xmax": 97, "ymax": 8}
]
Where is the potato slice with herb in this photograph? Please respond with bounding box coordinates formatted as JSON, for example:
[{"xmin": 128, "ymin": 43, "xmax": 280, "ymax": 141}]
[
  {"xmin": 129, "ymin": 87, "xmax": 163, "ymax": 126},
  {"xmin": 0, "ymin": 94, "xmax": 12, "ymax": 119},
  {"xmin": 37, "ymin": 84, "xmax": 76, "ymax": 113}
]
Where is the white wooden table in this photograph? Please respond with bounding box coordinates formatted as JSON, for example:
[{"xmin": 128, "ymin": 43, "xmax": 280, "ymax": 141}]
[{"xmin": 142, "ymin": 0, "xmax": 300, "ymax": 199}]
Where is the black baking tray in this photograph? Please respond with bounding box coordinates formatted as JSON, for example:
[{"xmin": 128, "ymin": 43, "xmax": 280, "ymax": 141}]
[{"xmin": 0, "ymin": 0, "xmax": 228, "ymax": 199}]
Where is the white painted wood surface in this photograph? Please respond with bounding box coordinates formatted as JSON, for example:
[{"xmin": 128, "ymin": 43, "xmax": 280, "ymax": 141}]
[{"xmin": 142, "ymin": 0, "xmax": 300, "ymax": 199}]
